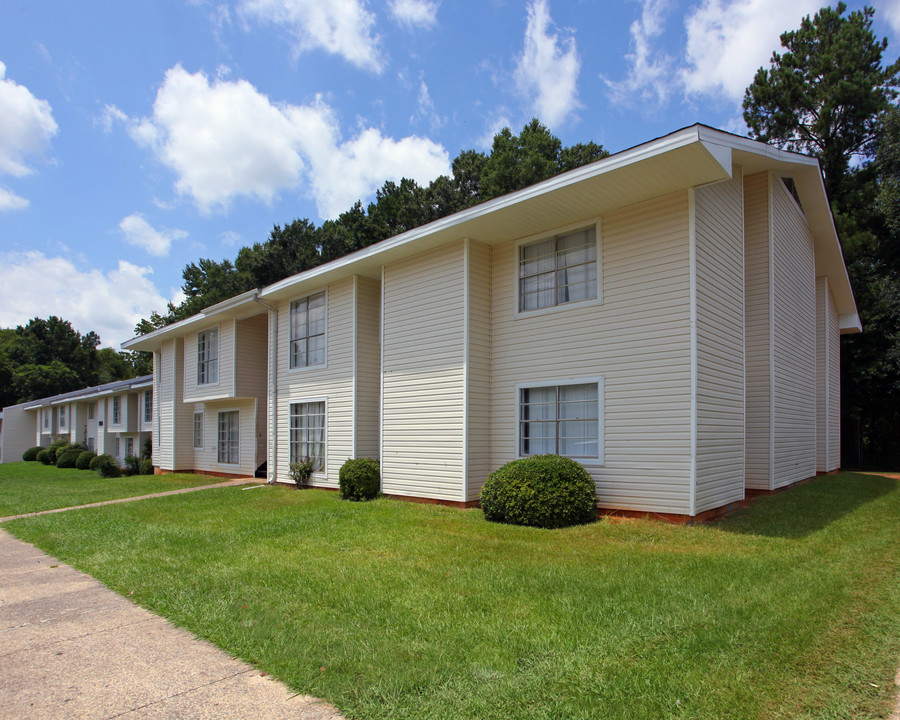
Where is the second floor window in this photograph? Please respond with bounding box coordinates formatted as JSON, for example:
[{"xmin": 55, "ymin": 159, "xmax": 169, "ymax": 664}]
[
  {"xmin": 112, "ymin": 396, "xmax": 121, "ymax": 425},
  {"xmin": 43, "ymin": 409, "xmax": 49, "ymax": 428},
  {"xmin": 198, "ymin": 328, "xmax": 219, "ymax": 384},
  {"xmin": 144, "ymin": 389, "xmax": 152, "ymax": 423},
  {"xmin": 290, "ymin": 292, "xmax": 326, "ymax": 369},
  {"xmin": 58, "ymin": 406, "xmax": 66, "ymax": 429},
  {"xmin": 519, "ymin": 227, "xmax": 598, "ymax": 312},
  {"xmin": 88, "ymin": 402, "xmax": 95, "ymax": 420}
]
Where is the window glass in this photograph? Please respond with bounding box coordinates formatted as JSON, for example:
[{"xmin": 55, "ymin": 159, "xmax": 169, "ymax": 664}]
[
  {"xmin": 520, "ymin": 383, "xmax": 599, "ymax": 459},
  {"xmin": 198, "ymin": 329, "xmax": 219, "ymax": 384},
  {"xmin": 193, "ymin": 413, "xmax": 204, "ymax": 449},
  {"xmin": 144, "ymin": 390, "xmax": 152, "ymax": 423},
  {"xmin": 217, "ymin": 411, "xmax": 239, "ymax": 464},
  {"xmin": 290, "ymin": 292, "xmax": 326, "ymax": 368},
  {"xmin": 519, "ymin": 227, "xmax": 597, "ymax": 311},
  {"xmin": 290, "ymin": 402, "xmax": 326, "ymax": 471}
]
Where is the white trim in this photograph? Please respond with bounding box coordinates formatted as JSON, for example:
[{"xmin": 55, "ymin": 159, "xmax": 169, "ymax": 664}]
[
  {"xmin": 687, "ymin": 187, "xmax": 698, "ymax": 518},
  {"xmin": 351, "ymin": 275, "xmax": 358, "ymax": 459},
  {"xmin": 767, "ymin": 171, "xmax": 776, "ymax": 490},
  {"xmin": 231, "ymin": 317, "xmax": 237, "ymax": 397},
  {"xmin": 195, "ymin": 324, "xmax": 221, "ymax": 389},
  {"xmin": 379, "ymin": 265, "xmax": 385, "ymax": 490},
  {"xmin": 462, "ymin": 239, "xmax": 470, "ymax": 503},
  {"xmin": 215, "ymin": 407, "xmax": 241, "ymax": 466},
  {"xmin": 514, "ymin": 376, "xmax": 605, "ymax": 466},
  {"xmin": 192, "ymin": 410, "xmax": 204, "ymax": 450},
  {"xmin": 287, "ymin": 396, "xmax": 328, "ymax": 480},
  {"xmin": 513, "ymin": 219, "xmax": 602, "ymax": 320},
  {"xmin": 286, "ymin": 286, "xmax": 328, "ymax": 374}
]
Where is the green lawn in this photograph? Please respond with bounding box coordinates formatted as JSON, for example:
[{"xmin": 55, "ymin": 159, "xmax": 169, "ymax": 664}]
[
  {"xmin": 0, "ymin": 461, "xmax": 225, "ymax": 516},
  {"xmin": 5, "ymin": 472, "xmax": 900, "ymax": 720}
]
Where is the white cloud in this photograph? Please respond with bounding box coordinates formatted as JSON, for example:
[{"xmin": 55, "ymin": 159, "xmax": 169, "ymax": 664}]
[
  {"xmin": 0, "ymin": 186, "xmax": 29, "ymax": 211},
  {"xmin": 877, "ymin": 0, "xmax": 900, "ymax": 33},
  {"xmin": 98, "ymin": 103, "xmax": 128, "ymax": 133},
  {"xmin": 118, "ymin": 213, "xmax": 188, "ymax": 257},
  {"xmin": 0, "ymin": 61, "xmax": 57, "ymax": 209},
  {"xmin": 682, "ymin": 0, "xmax": 820, "ymax": 100},
  {"xmin": 389, "ymin": 0, "xmax": 439, "ymax": 29},
  {"xmin": 127, "ymin": 65, "xmax": 450, "ymax": 218},
  {"xmin": 0, "ymin": 251, "xmax": 174, "ymax": 348},
  {"xmin": 220, "ymin": 230, "xmax": 241, "ymax": 247},
  {"xmin": 477, "ymin": 112, "xmax": 513, "ymax": 150},
  {"xmin": 238, "ymin": 0, "xmax": 383, "ymax": 72},
  {"xmin": 603, "ymin": 0, "xmax": 673, "ymax": 106},
  {"xmin": 412, "ymin": 76, "xmax": 444, "ymax": 130},
  {"xmin": 513, "ymin": 0, "xmax": 581, "ymax": 129}
]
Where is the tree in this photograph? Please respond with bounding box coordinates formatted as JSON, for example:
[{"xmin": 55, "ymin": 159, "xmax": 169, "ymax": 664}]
[{"xmin": 743, "ymin": 3, "xmax": 899, "ymax": 203}]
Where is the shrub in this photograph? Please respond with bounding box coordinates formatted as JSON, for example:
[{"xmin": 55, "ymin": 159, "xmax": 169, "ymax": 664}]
[
  {"xmin": 480, "ymin": 455, "xmax": 597, "ymax": 529},
  {"xmin": 124, "ymin": 455, "xmax": 141, "ymax": 476},
  {"xmin": 56, "ymin": 448, "xmax": 82, "ymax": 468},
  {"xmin": 289, "ymin": 459, "xmax": 315, "ymax": 488},
  {"xmin": 88, "ymin": 454, "xmax": 105, "ymax": 472},
  {"xmin": 139, "ymin": 458, "xmax": 154, "ymax": 476},
  {"xmin": 93, "ymin": 454, "xmax": 121, "ymax": 478},
  {"xmin": 142, "ymin": 438, "xmax": 152, "ymax": 460},
  {"xmin": 36, "ymin": 450, "xmax": 52, "ymax": 465},
  {"xmin": 22, "ymin": 446, "xmax": 42, "ymax": 461},
  {"xmin": 76, "ymin": 450, "xmax": 97, "ymax": 470},
  {"xmin": 339, "ymin": 458, "xmax": 380, "ymax": 501}
]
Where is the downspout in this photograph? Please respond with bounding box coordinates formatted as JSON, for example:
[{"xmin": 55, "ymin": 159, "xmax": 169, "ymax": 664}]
[{"xmin": 253, "ymin": 295, "xmax": 278, "ymax": 484}]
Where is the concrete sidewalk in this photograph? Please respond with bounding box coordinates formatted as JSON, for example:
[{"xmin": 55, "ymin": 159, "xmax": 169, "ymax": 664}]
[{"xmin": 0, "ymin": 529, "xmax": 344, "ymax": 719}]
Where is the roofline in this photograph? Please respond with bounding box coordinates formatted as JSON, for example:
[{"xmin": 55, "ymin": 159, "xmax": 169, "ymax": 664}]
[{"xmin": 19, "ymin": 375, "xmax": 153, "ymax": 409}]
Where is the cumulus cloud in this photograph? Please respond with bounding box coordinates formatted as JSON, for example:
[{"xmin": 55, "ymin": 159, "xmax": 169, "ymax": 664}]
[
  {"xmin": 389, "ymin": 0, "xmax": 439, "ymax": 29},
  {"xmin": 0, "ymin": 61, "xmax": 57, "ymax": 210},
  {"xmin": 603, "ymin": 0, "xmax": 673, "ymax": 106},
  {"xmin": 118, "ymin": 213, "xmax": 188, "ymax": 257},
  {"xmin": 880, "ymin": 0, "xmax": 900, "ymax": 33},
  {"xmin": 0, "ymin": 251, "xmax": 174, "ymax": 348},
  {"xmin": 682, "ymin": 0, "xmax": 820, "ymax": 100},
  {"xmin": 239, "ymin": 0, "xmax": 383, "ymax": 72},
  {"xmin": 513, "ymin": 0, "xmax": 581, "ymax": 129},
  {"xmin": 127, "ymin": 65, "xmax": 450, "ymax": 218}
]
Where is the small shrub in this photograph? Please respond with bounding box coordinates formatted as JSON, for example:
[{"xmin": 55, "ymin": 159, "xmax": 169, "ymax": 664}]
[
  {"xmin": 142, "ymin": 438, "xmax": 152, "ymax": 460},
  {"xmin": 56, "ymin": 448, "xmax": 82, "ymax": 468},
  {"xmin": 339, "ymin": 458, "xmax": 380, "ymax": 501},
  {"xmin": 93, "ymin": 454, "xmax": 121, "ymax": 478},
  {"xmin": 480, "ymin": 455, "xmax": 597, "ymax": 529},
  {"xmin": 36, "ymin": 450, "xmax": 52, "ymax": 465},
  {"xmin": 124, "ymin": 455, "xmax": 142, "ymax": 476},
  {"xmin": 139, "ymin": 458, "xmax": 154, "ymax": 475},
  {"xmin": 88, "ymin": 454, "xmax": 105, "ymax": 472},
  {"xmin": 76, "ymin": 450, "xmax": 97, "ymax": 470},
  {"xmin": 22, "ymin": 446, "xmax": 42, "ymax": 461},
  {"xmin": 289, "ymin": 458, "xmax": 315, "ymax": 487}
]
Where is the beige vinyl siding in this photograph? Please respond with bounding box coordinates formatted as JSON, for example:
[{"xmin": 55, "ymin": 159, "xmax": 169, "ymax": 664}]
[
  {"xmin": 274, "ymin": 277, "xmax": 355, "ymax": 488},
  {"xmin": 492, "ymin": 192, "xmax": 693, "ymax": 514},
  {"xmin": 183, "ymin": 321, "xmax": 235, "ymax": 401},
  {"xmin": 354, "ymin": 275, "xmax": 381, "ymax": 459},
  {"xmin": 693, "ymin": 174, "xmax": 746, "ymax": 513},
  {"xmin": 152, "ymin": 351, "xmax": 161, "ymax": 461},
  {"xmin": 0, "ymin": 405, "xmax": 37, "ymax": 463},
  {"xmin": 191, "ymin": 399, "xmax": 258, "ymax": 476},
  {"xmin": 772, "ymin": 177, "xmax": 817, "ymax": 487},
  {"xmin": 743, "ymin": 172, "xmax": 772, "ymax": 490},
  {"xmin": 234, "ymin": 313, "xmax": 268, "ymax": 466},
  {"xmin": 817, "ymin": 277, "xmax": 841, "ymax": 472},
  {"xmin": 382, "ymin": 241, "xmax": 466, "ymax": 501},
  {"xmin": 158, "ymin": 338, "xmax": 194, "ymax": 471},
  {"xmin": 467, "ymin": 240, "xmax": 492, "ymax": 501}
]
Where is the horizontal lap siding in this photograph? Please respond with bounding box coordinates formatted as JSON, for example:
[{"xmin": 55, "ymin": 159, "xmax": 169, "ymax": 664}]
[
  {"xmin": 183, "ymin": 320, "xmax": 235, "ymax": 401},
  {"xmin": 817, "ymin": 278, "xmax": 841, "ymax": 472},
  {"xmin": 694, "ymin": 174, "xmax": 746, "ymax": 512},
  {"xmin": 382, "ymin": 242, "xmax": 466, "ymax": 501},
  {"xmin": 158, "ymin": 340, "xmax": 177, "ymax": 469},
  {"xmin": 467, "ymin": 240, "xmax": 492, "ymax": 501},
  {"xmin": 772, "ymin": 180, "xmax": 817, "ymax": 487},
  {"xmin": 355, "ymin": 276, "xmax": 381, "ymax": 459},
  {"xmin": 827, "ymin": 287, "xmax": 840, "ymax": 470},
  {"xmin": 743, "ymin": 173, "xmax": 771, "ymax": 489},
  {"xmin": 235, "ymin": 314, "xmax": 268, "ymax": 467},
  {"xmin": 274, "ymin": 277, "xmax": 355, "ymax": 488},
  {"xmin": 0, "ymin": 405, "xmax": 36, "ymax": 464},
  {"xmin": 192, "ymin": 398, "xmax": 258, "ymax": 476},
  {"xmin": 491, "ymin": 192, "xmax": 693, "ymax": 514}
]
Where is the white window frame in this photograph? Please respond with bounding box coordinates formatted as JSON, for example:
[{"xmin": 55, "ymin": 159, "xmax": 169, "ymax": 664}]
[
  {"xmin": 143, "ymin": 389, "xmax": 152, "ymax": 423},
  {"xmin": 288, "ymin": 290, "xmax": 327, "ymax": 372},
  {"xmin": 88, "ymin": 402, "xmax": 95, "ymax": 420},
  {"xmin": 112, "ymin": 395, "xmax": 121, "ymax": 425},
  {"xmin": 197, "ymin": 327, "xmax": 219, "ymax": 386},
  {"xmin": 87, "ymin": 436, "xmax": 95, "ymax": 451},
  {"xmin": 125, "ymin": 437, "xmax": 134, "ymax": 458},
  {"xmin": 216, "ymin": 409, "xmax": 240, "ymax": 465},
  {"xmin": 43, "ymin": 409, "xmax": 49, "ymax": 429},
  {"xmin": 514, "ymin": 220, "xmax": 602, "ymax": 319},
  {"xmin": 114, "ymin": 436, "xmax": 121, "ymax": 458},
  {"xmin": 289, "ymin": 398, "xmax": 327, "ymax": 475},
  {"xmin": 193, "ymin": 412, "xmax": 204, "ymax": 450},
  {"xmin": 515, "ymin": 377, "xmax": 604, "ymax": 466},
  {"xmin": 58, "ymin": 406, "xmax": 66, "ymax": 430}
]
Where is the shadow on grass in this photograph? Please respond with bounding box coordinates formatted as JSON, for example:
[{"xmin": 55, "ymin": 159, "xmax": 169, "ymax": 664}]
[{"xmin": 718, "ymin": 472, "xmax": 899, "ymax": 539}]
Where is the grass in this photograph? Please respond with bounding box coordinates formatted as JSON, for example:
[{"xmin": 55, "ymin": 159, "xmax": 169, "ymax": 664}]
[
  {"xmin": 0, "ymin": 461, "xmax": 226, "ymax": 516},
  {"xmin": 5, "ymin": 472, "xmax": 900, "ymax": 720}
]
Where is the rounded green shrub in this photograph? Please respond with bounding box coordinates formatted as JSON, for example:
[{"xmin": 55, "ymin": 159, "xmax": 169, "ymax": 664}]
[
  {"xmin": 88, "ymin": 454, "xmax": 105, "ymax": 472},
  {"xmin": 480, "ymin": 455, "xmax": 597, "ymax": 529},
  {"xmin": 339, "ymin": 458, "xmax": 380, "ymax": 501},
  {"xmin": 22, "ymin": 446, "xmax": 43, "ymax": 461},
  {"xmin": 36, "ymin": 450, "xmax": 52, "ymax": 465},
  {"xmin": 76, "ymin": 450, "xmax": 97, "ymax": 470},
  {"xmin": 56, "ymin": 448, "xmax": 82, "ymax": 468},
  {"xmin": 139, "ymin": 458, "xmax": 154, "ymax": 476},
  {"xmin": 93, "ymin": 454, "xmax": 121, "ymax": 478}
]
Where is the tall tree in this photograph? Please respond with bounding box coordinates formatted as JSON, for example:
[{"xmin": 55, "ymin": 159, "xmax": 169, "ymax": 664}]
[{"xmin": 743, "ymin": 3, "xmax": 899, "ymax": 204}]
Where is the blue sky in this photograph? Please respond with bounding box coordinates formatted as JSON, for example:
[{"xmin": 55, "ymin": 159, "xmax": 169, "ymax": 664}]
[{"xmin": 2, "ymin": 0, "xmax": 899, "ymax": 347}]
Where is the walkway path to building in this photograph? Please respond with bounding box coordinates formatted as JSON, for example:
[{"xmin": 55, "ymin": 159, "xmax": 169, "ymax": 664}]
[{"xmin": 0, "ymin": 527, "xmax": 345, "ymax": 719}]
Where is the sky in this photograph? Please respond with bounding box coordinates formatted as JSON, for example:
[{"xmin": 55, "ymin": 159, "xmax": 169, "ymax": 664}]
[{"xmin": 2, "ymin": 0, "xmax": 900, "ymax": 349}]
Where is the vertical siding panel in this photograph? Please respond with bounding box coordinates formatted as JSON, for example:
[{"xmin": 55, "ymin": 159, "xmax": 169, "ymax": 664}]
[
  {"xmin": 467, "ymin": 240, "xmax": 492, "ymax": 501},
  {"xmin": 743, "ymin": 172, "xmax": 772, "ymax": 489},
  {"xmin": 694, "ymin": 173, "xmax": 746, "ymax": 512},
  {"xmin": 355, "ymin": 276, "xmax": 381, "ymax": 459},
  {"xmin": 491, "ymin": 192, "xmax": 693, "ymax": 514},
  {"xmin": 382, "ymin": 242, "xmax": 466, "ymax": 501},
  {"xmin": 772, "ymin": 177, "xmax": 817, "ymax": 487}
]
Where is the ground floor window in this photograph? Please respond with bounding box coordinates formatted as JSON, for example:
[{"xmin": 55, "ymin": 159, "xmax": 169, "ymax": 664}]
[
  {"xmin": 290, "ymin": 401, "xmax": 325, "ymax": 471},
  {"xmin": 193, "ymin": 412, "xmax": 203, "ymax": 449},
  {"xmin": 519, "ymin": 381, "xmax": 601, "ymax": 460},
  {"xmin": 87, "ymin": 437, "xmax": 95, "ymax": 451},
  {"xmin": 125, "ymin": 437, "xmax": 134, "ymax": 458},
  {"xmin": 114, "ymin": 436, "xmax": 121, "ymax": 458},
  {"xmin": 217, "ymin": 411, "xmax": 239, "ymax": 464}
]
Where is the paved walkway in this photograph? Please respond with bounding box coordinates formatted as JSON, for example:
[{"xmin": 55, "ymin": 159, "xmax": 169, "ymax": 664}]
[
  {"xmin": 0, "ymin": 528, "xmax": 345, "ymax": 719},
  {"xmin": 1, "ymin": 477, "xmax": 265, "ymax": 522}
]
